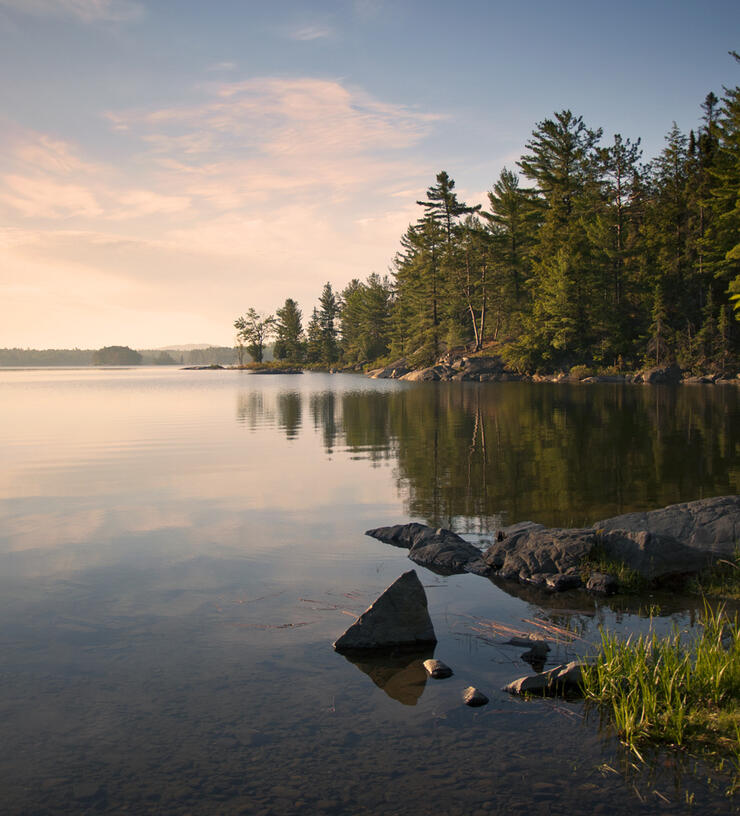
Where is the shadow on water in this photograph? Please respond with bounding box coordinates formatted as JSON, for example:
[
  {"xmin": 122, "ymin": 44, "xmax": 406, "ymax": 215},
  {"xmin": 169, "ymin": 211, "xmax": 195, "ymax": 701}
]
[{"xmin": 339, "ymin": 647, "xmax": 434, "ymax": 706}]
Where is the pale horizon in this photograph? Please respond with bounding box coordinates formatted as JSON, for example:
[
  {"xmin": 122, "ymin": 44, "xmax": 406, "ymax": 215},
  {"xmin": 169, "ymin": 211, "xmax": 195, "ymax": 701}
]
[{"xmin": 1, "ymin": 0, "xmax": 738, "ymax": 348}]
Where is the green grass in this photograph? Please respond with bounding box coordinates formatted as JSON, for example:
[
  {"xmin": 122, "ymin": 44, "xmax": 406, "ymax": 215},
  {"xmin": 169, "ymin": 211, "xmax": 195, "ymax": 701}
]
[
  {"xmin": 581, "ymin": 604, "xmax": 740, "ymax": 791},
  {"xmin": 580, "ymin": 545, "xmax": 648, "ymax": 594},
  {"xmin": 688, "ymin": 549, "xmax": 740, "ymax": 600}
]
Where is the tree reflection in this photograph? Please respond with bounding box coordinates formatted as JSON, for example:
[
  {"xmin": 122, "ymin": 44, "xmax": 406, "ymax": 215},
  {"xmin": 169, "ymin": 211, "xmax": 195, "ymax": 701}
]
[{"xmin": 237, "ymin": 381, "xmax": 740, "ymax": 532}]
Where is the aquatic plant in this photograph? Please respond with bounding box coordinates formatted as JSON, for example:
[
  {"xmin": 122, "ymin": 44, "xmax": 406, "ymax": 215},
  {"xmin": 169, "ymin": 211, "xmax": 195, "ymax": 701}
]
[
  {"xmin": 688, "ymin": 548, "xmax": 740, "ymax": 600},
  {"xmin": 582, "ymin": 604, "xmax": 740, "ymax": 791}
]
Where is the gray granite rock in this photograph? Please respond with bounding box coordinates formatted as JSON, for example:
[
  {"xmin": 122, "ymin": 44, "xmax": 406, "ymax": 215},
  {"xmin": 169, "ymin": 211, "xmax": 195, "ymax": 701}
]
[
  {"xmin": 483, "ymin": 528, "xmax": 594, "ymax": 582},
  {"xmin": 594, "ymin": 495, "xmax": 740, "ymax": 561},
  {"xmin": 365, "ymin": 524, "xmax": 487, "ymax": 575},
  {"xmin": 333, "ymin": 570, "xmax": 437, "ymax": 652}
]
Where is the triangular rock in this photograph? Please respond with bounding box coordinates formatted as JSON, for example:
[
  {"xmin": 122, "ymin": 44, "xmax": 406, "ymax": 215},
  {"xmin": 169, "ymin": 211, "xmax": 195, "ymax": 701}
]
[{"xmin": 333, "ymin": 570, "xmax": 437, "ymax": 652}]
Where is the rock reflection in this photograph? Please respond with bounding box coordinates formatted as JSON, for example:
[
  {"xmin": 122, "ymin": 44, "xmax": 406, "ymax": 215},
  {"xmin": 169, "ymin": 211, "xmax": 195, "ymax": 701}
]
[{"xmin": 341, "ymin": 647, "xmax": 434, "ymax": 706}]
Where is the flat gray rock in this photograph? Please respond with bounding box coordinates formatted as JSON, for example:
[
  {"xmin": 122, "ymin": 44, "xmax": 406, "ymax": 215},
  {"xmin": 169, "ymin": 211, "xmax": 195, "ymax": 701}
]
[
  {"xmin": 333, "ymin": 570, "xmax": 437, "ymax": 652},
  {"xmin": 594, "ymin": 495, "xmax": 740, "ymax": 560},
  {"xmin": 366, "ymin": 524, "xmax": 487, "ymax": 575},
  {"xmin": 483, "ymin": 528, "xmax": 594, "ymax": 581}
]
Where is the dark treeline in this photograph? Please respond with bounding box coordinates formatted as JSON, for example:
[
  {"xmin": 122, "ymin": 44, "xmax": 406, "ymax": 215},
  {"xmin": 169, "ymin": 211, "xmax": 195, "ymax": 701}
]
[
  {"xmin": 0, "ymin": 346, "xmax": 236, "ymax": 367},
  {"xmin": 237, "ymin": 65, "xmax": 740, "ymax": 374}
]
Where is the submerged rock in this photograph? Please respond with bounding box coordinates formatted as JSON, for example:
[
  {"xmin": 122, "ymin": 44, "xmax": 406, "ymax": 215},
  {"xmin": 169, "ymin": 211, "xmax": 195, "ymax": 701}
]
[
  {"xmin": 462, "ymin": 686, "xmax": 489, "ymax": 707},
  {"xmin": 333, "ymin": 570, "xmax": 437, "ymax": 652},
  {"xmin": 423, "ymin": 659, "xmax": 453, "ymax": 679}
]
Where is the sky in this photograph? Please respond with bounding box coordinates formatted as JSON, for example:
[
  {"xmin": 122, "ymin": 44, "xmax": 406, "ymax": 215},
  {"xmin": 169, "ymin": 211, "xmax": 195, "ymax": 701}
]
[{"xmin": 1, "ymin": 0, "xmax": 738, "ymax": 349}]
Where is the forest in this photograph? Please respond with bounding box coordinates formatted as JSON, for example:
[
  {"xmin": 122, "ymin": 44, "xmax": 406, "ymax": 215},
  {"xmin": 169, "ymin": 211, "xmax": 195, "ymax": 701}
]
[{"xmin": 236, "ymin": 66, "xmax": 740, "ymax": 375}]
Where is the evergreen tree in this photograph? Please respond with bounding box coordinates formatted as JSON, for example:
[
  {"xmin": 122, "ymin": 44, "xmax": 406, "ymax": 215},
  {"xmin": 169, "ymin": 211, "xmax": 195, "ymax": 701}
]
[
  {"xmin": 274, "ymin": 298, "xmax": 304, "ymax": 363},
  {"xmin": 515, "ymin": 111, "xmax": 603, "ymax": 365},
  {"xmin": 416, "ymin": 170, "xmax": 480, "ymax": 245},
  {"xmin": 317, "ymin": 282, "xmax": 340, "ymax": 364},
  {"xmin": 484, "ymin": 167, "xmax": 540, "ymax": 306}
]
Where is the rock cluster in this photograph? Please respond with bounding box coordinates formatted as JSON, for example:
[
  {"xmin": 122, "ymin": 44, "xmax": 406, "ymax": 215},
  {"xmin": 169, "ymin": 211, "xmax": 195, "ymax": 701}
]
[
  {"xmin": 366, "ymin": 352, "xmax": 740, "ymax": 386},
  {"xmin": 366, "ymin": 495, "xmax": 740, "ymax": 593},
  {"xmin": 365, "ymin": 524, "xmax": 488, "ymax": 575}
]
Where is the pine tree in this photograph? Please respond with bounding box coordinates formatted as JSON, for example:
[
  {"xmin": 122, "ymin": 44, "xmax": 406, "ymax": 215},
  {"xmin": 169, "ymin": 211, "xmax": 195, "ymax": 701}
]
[
  {"xmin": 317, "ymin": 282, "xmax": 340, "ymax": 365},
  {"xmin": 484, "ymin": 167, "xmax": 540, "ymax": 306},
  {"xmin": 274, "ymin": 298, "xmax": 304, "ymax": 363},
  {"xmin": 516, "ymin": 110, "xmax": 603, "ymax": 365}
]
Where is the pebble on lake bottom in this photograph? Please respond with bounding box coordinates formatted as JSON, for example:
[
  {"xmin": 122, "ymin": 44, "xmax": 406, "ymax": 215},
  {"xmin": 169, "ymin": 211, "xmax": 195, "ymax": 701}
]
[{"xmin": 462, "ymin": 686, "xmax": 489, "ymax": 707}]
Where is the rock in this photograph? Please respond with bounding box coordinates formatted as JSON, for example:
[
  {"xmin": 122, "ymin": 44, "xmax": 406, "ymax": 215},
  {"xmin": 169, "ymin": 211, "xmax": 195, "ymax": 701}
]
[
  {"xmin": 521, "ymin": 639, "xmax": 550, "ymax": 671},
  {"xmin": 483, "ymin": 528, "xmax": 594, "ymax": 583},
  {"xmin": 586, "ymin": 572, "xmax": 619, "ymax": 595},
  {"xmin": 504, "ymin": 661, "xmax": 584, "ymax": 697},
  {"xmin": 636, "ymin": 364, "xmax": 682, "ymax": 385},
  {"xmin": 249, "ymin": 368, "xmax": 303, "ymax": 375},
  {"xmin": 462, "ymin": 686, "xmax": 489, "ymax": 707},
  {"xmin": 594, "ymin": 495, "xmax": 740, "ymax": 562},
  {"xmin": 368, "ymin": 359, "xmax": 410, "ymax": 379},
  {"xmin": 365, "ymin": 524, "xmax": 487, "ymax": 575},
  {"xmin": 505, "ymin": 636, "xmax": 550, "ymax": 652},
  {"xmin": 545, "ymin": 573, "xmax": 583, "ymax": 591},
  {"xmin": 333, "ymin": 570, "xmax": 437, "ymax": 652},
  {"xmin": 503, "ymin": 673, "xmax": 549, "ymax": 695},
  {"xmin": 399, "ymin": 364, "xmax": 455, "ymax": 382},
  {"xmin": 423, "ymin": 659, "xmax": 453, "ymax": 678}
]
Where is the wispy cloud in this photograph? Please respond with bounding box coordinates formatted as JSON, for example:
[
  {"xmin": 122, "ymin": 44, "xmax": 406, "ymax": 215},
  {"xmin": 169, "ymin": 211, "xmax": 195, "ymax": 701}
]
[
  {"xmin": 0, "ymin": 0, "xmax": 143, "ymax": 23},
  {"xmin": 287, "ymin": 23, "xmax": 333, "ymax": 41},
  {"xmin": 0, "ymin": 77, "xmax": 443, "ymax": 346},
  {"xmin": 206, "ymin": 61, "xmax": 237, "ymax": 73}
]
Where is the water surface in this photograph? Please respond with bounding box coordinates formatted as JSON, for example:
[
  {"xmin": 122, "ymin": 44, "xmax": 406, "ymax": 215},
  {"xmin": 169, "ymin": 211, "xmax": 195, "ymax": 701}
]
[{"xmin": 1, "ymin": 368, "xmax": 738, "ymax": 814}]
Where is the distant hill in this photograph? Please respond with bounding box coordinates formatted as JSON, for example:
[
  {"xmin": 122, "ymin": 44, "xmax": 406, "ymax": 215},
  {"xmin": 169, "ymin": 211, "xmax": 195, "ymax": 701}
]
[
  {"xmin": 0, "ymin": 346, "xmax": 238, "ymax": 367},
  {"xmin": 156, "ymin": 344, "xmax": 219, "ymax": 351}
]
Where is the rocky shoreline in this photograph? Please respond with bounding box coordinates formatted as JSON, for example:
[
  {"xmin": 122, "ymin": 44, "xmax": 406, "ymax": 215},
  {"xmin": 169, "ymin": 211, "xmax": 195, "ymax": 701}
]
[
  {"xmin": 367, "ymin": 354, "xmax": 740, "ymax": 386},
  {"xmin": 366, "ymin": 495, "xmax": 740, "ymax": 594}
]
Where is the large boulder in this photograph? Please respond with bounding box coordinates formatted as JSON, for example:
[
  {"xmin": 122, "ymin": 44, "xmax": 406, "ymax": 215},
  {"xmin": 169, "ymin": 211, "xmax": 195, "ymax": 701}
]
[
  {"xmin": 483, "ymin": 528, "xmax": 594, "ymax": 583},
  {"xmin": 366, "ymin": 524, "xmax": 487, "ymax": 575},
  {"xmin": 333, "ymin": 570, "xmax": 437, "ymax": 652},
  {"xmin": 635, "ymin": 364, "xmax": 682, "ymax": 385},
  {"xmin": 399, "ymin": 364, "xmax": 455, "ymax": 382},
  {"xmin": 594, "ymin": 495, "xmax": 740, "ymax": 561}
]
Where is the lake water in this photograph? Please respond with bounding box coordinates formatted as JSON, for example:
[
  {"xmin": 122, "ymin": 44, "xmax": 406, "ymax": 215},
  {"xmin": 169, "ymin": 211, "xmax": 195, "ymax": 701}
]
[{"xmin": 1, "ymin": 367, "xmax": 738, "ymax": 815}]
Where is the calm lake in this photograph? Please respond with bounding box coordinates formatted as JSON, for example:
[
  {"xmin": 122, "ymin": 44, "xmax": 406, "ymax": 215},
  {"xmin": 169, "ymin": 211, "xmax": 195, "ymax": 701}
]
[{"xmin": 1, "ymin": 367, "xmax": 738, "ymax": 815}]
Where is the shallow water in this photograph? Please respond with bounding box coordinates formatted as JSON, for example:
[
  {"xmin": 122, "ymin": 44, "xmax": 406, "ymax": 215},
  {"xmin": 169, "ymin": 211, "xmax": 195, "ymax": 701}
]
[{"xmin": 0, "ymin": 368, "xmax": 738, "ymax": 814}]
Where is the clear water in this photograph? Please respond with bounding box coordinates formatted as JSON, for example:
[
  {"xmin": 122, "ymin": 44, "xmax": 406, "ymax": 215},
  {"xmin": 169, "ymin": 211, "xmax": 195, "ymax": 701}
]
[{"xmin": 0, "ymin": 368, "xmax": 738, "ymax": 814}]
